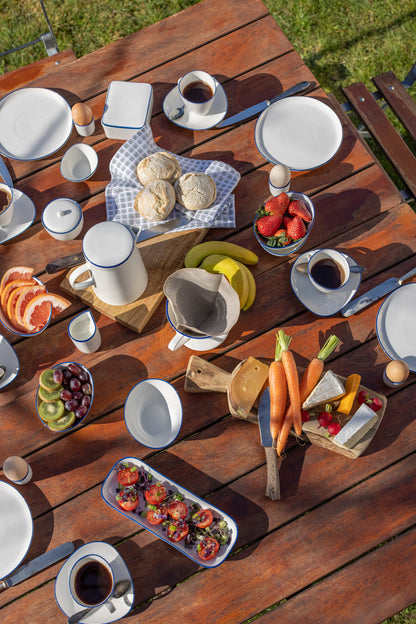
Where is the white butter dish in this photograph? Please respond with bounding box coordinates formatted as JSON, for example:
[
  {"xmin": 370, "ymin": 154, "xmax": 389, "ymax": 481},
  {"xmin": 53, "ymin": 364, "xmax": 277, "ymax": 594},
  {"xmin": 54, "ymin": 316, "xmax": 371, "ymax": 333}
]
[{"xmin": 102, "ymin": 81, "xmax": 153, "ymax": 140}]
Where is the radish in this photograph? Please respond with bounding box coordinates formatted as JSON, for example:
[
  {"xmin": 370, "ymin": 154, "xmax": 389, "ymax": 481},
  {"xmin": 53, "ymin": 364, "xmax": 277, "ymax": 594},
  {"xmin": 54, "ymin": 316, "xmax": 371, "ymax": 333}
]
[
  {"xmin": 327, "ymin": 422, "xmax": 341, "ymax": 436},
  {"xmin": 301, "ymin": 409, "xmax": 310, "ymax": 423},
  {"xmin": 317, "ymin": 411, "xmax": 332, "ymax": 428}
]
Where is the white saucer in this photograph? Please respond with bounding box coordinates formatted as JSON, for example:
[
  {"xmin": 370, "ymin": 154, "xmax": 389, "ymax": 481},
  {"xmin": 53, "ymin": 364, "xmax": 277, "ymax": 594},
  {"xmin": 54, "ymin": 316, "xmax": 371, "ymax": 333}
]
[
  {"xmin": 0, "ymin": 335, "xmax": 20, "ymax": 389},
  {"xmin": 163, "ymin": 80, "xmax": 228, "ymax": 130},
  {"xmin": 376, "ymin": 283, "xmax": 416, "ymax": 372},
  {"xmin": 0, "ymin": 189, "xmax": 36, "ymax": 244},
  {"xmin": 55, "ymin": 541, "xmax": 134, "ymax": 624},
  {"xmin": 0, "ymin": 481, "xmax": 33, "ymax": 578},
  {"xmin": 290, "ymin": 250, "xmax": 362, "ymax": 316}
]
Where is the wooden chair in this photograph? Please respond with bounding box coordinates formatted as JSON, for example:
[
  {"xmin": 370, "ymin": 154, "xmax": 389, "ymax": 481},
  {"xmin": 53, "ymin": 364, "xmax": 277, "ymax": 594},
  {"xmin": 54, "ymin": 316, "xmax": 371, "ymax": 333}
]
[{"xmin": 338, "ymin": 62, "xmax": 416, "ymax": 201}]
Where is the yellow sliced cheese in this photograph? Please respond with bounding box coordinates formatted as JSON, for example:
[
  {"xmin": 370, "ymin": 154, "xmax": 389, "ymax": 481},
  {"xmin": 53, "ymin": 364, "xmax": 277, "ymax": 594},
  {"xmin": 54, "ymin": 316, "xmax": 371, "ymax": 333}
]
[
  {"xmin": 337, "ymin": 374, "xmax": 361, "ymax": 415},
  {"xmin": 230, "ymin": 357, "xmax": 269, "ymax": 417}
]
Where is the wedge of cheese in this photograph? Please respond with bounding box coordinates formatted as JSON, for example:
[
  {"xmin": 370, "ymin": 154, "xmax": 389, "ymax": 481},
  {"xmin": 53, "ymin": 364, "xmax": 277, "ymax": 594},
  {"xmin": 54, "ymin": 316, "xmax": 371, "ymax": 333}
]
[
  {"xmin": 229, "ymin": 357, "xmax": 269, "ymax": 417},
  {"xmin": 302, "ymin": 370, "xmax": 345, "ymax": 410},
  {"xmin": 333, "ymin": 403, "xmax": 378, "ymax": 449}
]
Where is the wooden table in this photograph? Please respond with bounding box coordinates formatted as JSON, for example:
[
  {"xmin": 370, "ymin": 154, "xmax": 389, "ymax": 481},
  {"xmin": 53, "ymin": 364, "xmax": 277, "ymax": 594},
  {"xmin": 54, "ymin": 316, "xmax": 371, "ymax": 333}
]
[{"xmin": 1, "ymin": 0, "xmax": 415, "ymax": 622}]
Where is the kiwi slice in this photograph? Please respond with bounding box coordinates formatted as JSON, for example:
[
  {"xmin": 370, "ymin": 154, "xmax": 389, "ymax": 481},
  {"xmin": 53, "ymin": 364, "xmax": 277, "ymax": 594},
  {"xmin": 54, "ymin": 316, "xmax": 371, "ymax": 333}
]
[
  {"xmin": 38, "ymin": 385, "xmax": 62, "ymax": 402},
  {"xmin": 48, "ymin": 411, "xmax": 75, "ymax": 431},
  {"xmin": 39, "ymin": 369, "xmax": 62, "ymax": 391},
  {"xmin": 38, "ymin": 399, "xmax": 65, "ymax": 422}
]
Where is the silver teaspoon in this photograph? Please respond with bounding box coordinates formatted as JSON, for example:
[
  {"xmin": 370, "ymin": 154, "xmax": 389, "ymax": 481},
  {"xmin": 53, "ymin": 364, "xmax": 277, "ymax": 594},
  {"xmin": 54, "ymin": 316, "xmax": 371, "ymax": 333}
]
[
  {"xmin": 296, "ymin": 262, "xmax": 366, "ymax": 274},
  {"xmin": 169, "ymin": 104, "xmax": 185, "ymax": 120},
  {"xmin": 67, "ymin": 579, "xmax": 131, "ymax": 624}
]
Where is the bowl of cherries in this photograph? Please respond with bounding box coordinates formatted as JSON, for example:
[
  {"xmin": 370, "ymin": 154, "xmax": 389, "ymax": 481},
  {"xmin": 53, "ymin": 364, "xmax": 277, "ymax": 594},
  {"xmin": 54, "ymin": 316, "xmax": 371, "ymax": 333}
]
[{"xmin": 36, "ymin": 362, "xmax": 94, "ymax": 432}]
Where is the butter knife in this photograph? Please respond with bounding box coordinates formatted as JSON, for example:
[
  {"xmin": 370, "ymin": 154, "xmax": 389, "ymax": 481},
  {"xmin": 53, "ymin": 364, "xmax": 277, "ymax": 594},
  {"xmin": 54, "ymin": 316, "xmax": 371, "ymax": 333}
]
[
  {"xmin": 341, "ymin": 266, "xmax": 416, "ymax": 317},
  {"xmin": 0, "ymin": 541, "xmax": 74, "ymax": 590},
  {"xmin": 216, "ymin": 80, "xmax": 312, "ymax": 128}
]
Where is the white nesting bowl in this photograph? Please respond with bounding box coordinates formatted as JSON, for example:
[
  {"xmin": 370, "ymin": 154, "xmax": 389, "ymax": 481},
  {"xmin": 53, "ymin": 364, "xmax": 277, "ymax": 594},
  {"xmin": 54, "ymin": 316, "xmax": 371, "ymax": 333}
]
[
  {"xmin": 60, "ymin": 143, "xmax": 98, "ymax": 182},
  {"xmin": 124, "ymin": 379, "xmax": 182, "ymax": 449}
]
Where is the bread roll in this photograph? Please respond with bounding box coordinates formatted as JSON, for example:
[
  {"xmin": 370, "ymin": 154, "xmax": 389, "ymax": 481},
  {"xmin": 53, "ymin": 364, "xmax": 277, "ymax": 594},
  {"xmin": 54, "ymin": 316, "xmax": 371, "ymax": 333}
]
[
  {"xmin": 134, "ymin": 180, "xmax": 176, "ymax": 221},
  {"xmin": 136, "ymin": 151, "xmax": 181, "ymax": 186},
  {"xmin": 175, "ymin": 172, "xmax": 217, "ymax": 211}
]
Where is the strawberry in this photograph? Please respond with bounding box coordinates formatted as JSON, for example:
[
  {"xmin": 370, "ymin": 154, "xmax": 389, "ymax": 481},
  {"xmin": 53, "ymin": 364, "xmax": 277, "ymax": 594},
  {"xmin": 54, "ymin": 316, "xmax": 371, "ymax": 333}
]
[
  {"xmin": 273, "ymin": 228, "xmax": 292, "ymax": 246},
  {"xmin": 282, "ymin": 215, "xmax": 291, "ymax": 229},
  {"xmin": 288, "ymin": 199, "xmax": 312, "ymax": 222},
  {"xmin": 264, "ymin": 193, "xmax": 290, "ymax": 216},
  {"xmin": 256, "ymin": 214, "xmax": 282, "ymax": 237},
  {"xmin": 286, "ymin": 215, "xmax": 306, "ymax": 240}
]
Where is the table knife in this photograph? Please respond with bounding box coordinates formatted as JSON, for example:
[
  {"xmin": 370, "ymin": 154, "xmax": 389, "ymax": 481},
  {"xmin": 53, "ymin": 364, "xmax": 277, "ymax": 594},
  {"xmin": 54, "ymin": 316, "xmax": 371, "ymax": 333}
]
[
  {"xmin": 0, "ymin": 541, "xmax": 75, "ymax": 591},
  {"xmin": 258, "ymin": 388, "xmax": 281, "ymax": 500},
  {"xmin": 216, "ymin": 80, "xmax": 312, "ymax": 128},
  {"xmin": 341, "ymin": 266, "xmax": 416, "ymax": 317},
  {"xmin": 0, "ymin": 156, "xmax": 13, "ymax": 188},
  {"xmin": 46, "ymin": 252, "xmax": 84, "ymax": 274}
]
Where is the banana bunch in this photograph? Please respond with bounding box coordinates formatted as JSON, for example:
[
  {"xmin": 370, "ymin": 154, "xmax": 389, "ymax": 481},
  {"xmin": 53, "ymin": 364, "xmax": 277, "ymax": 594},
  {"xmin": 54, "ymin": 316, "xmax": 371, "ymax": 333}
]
[{"xmin": 184, "ymin": 241, "xmax": 258, "ymax": 310}]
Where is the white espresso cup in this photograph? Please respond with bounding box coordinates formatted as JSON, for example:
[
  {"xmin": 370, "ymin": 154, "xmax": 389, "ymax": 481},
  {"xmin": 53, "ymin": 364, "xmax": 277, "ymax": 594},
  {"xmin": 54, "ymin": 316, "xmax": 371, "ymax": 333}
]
[
  {"xmin": 68, "ymin": 310, "xmax": 101, "ymax": 353},
  {"xmin": 0, "ymin": 182, "xmax": 14, "ymax": 228},
  {"xmin": 178, "ymin": 70, "xmax": 217, "ymax": 116},
  {"xmin": 69, "ymin": 221, "xmax": 148, "ymax": 306},
  {"xmin": 69, "ymin": 554, "xmax": 114, "ymax": 609},
  {"xmin": 307, "ymin": 249, "xmax": 351, "ymax": 293}
]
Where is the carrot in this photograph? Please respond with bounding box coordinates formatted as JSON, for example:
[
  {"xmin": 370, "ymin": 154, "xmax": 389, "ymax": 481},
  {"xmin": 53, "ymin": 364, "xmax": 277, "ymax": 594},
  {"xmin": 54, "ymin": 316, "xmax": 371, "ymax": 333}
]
[
  {"xmin": 299, "ymin": 335, "xmax": 341, "ymax": 404},
  {"xmin": 276, "ymin": 405, "xmax": 293, "ymax": 458},
  {"xmin": 278, "ymin": 330, "xmax": 302, "ymax": 436},
  {"xmin": 269, "ymin": 334, "xmax": 287, "ymax": 445}
]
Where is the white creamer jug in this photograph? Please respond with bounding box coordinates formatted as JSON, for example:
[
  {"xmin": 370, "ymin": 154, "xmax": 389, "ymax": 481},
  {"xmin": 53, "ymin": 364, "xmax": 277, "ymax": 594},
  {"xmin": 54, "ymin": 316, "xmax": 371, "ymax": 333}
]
[{"xmin": 69, "ymin": 221, "xmax": 148, "ymax": 306}]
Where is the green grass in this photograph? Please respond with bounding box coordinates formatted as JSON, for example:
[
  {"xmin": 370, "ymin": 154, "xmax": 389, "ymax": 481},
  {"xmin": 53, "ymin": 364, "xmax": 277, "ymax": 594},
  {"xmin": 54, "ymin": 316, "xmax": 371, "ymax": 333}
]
[{"xmin": 1, "ymin": 3, "xmax": 416, "ymax": 619}]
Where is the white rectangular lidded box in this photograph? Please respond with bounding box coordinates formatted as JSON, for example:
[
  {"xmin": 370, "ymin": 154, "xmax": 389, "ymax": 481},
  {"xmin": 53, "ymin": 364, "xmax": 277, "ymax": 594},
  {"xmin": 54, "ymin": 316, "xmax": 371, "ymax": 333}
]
[{"xmin": 102, "ymin": 81, "xmax": 153, "ymax": 140}]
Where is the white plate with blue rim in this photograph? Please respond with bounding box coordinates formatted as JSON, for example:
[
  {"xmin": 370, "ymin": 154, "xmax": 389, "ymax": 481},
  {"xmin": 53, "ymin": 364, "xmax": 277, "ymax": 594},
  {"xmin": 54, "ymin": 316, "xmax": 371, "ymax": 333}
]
[
  {"xmin": 0, "ymin": 481, "xmax": 33, "ymax": 578},
  {"xmin": 163, "ymin": 80, "xmax": 228, "ymax": 130},
  {"xmin": 0, "ymin": 335, "xmax": 20, "ymax": 389},
  {"xmin": 376, "ymin": 283, "xmax": 416, "ymax": 373},
  {"xmin": 255, "ymin": 96, "xmax": 343, "ymax": 170},
  {"xmin": 0, "ymin": 88, "xmax": 72, "ymax": 161},
  {"xmin": 55, "ymin": 541, "xmax": 134, "ymax": 624},
  {"xmin": 0, "ymin": 189, "xmax": 36, "ymax": 244},
  {"xmin": 290, "ymin": 250, "xmax": 362, "ymax": 316}
]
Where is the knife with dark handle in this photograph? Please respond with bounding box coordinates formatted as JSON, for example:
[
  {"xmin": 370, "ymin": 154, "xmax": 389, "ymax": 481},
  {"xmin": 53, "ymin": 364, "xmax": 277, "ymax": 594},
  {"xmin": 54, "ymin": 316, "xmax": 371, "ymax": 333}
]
[
  {"xmin": 258, "ymin": 388, "xmax": 281, "ymax": 500},
  {"xmin": 0, "ymin": 541, "xmax": 75, "ymax": 590},
  {"xmin": 216, "ymin": 80, "xmax": 312, "ymax": 128},
  {"xmin": 341, "ymin": 266, "xmax": 416, "ymax": 317},
  {"xmin": 46, "ymin": 252, "xmax": 84, "ymax": 274}
]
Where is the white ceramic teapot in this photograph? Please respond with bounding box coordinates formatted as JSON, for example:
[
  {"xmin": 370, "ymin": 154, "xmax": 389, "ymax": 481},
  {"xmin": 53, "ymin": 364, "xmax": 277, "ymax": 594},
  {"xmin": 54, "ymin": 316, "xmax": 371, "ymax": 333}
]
[{"xmin": 69, "ymin": 221, "xmax": 148, "ymax": 306}]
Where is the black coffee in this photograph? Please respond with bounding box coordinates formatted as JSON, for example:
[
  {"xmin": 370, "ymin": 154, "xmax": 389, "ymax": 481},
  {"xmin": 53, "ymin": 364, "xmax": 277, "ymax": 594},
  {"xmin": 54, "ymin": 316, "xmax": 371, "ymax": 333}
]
[
  {"xmin": 74, "ymin": 560, "xmax": 113, "ymax": 605},
  {"xmin": 0, "ymin": 189, "xmax": 11, "ymax": 212},
  {"xmin": 310, "ymin": 258, "xmax": 344, "ymax": 289},
  {"xmin": 183, "ymin": 81, "xmax": 213, "ymax": 103}
]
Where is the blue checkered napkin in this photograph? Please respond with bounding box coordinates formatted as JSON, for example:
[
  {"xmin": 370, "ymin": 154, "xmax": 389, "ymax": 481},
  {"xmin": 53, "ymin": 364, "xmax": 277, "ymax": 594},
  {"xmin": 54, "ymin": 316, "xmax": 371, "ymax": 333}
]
[{"xmin": 105, "ymin": 124, "xmax": 239, "ymax": 231}]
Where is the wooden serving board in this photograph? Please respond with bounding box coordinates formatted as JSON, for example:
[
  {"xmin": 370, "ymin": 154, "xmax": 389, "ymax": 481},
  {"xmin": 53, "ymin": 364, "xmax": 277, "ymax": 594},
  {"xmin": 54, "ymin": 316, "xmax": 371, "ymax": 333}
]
[
  {"xmin": 300, "ymin": 375, "xmax": 387, "ymax": 459},
  {"xmin": 60, "ymin": 228, "xmax": 207, "ymax": 333}
]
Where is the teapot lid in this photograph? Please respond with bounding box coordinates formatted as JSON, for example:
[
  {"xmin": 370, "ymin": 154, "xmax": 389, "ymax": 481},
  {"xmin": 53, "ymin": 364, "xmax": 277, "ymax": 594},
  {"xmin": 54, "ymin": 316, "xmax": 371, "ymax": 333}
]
[{"xmin": 83, "ymin": 221, "xmax": 134, "ymax": 267}]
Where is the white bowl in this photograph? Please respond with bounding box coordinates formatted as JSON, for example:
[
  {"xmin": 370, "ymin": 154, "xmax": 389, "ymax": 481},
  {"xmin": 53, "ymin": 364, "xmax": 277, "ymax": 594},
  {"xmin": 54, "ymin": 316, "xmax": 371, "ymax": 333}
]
[
  {"xmin": 0, "ymin": 335, "xmax": 20, "ymax": 389},
  {"xmin": 41, "ymin": 198, "xmax": 83, "ymax": 241},
  {"xmin": 253, "ymin": 191, "xmax": 315, "ymax": 257},
  {"xmin": 124, "ymin": 379, "xmax": 182, "ymax": 449},
  {"xmin": 60, "ymin": 143, "xmax": 98, "ymax": 182}
]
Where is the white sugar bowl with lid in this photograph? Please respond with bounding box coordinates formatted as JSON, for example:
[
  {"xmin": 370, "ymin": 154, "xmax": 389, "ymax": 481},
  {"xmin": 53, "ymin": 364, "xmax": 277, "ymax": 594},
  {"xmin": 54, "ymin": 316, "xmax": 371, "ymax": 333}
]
[
  {"xmin": 68, "ymin": 221, "xmax": 148, "ymax": 306},
  {"xmin": 42, "ymin": 198, "xmax": 83, "ymax": 241}
]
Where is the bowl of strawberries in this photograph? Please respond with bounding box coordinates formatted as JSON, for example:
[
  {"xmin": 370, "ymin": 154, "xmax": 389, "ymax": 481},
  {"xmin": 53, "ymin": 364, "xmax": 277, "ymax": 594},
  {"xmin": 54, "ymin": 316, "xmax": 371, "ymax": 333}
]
[{"xmin": 253, "ymin": 191, "xmax": 315, "ymax": 256}]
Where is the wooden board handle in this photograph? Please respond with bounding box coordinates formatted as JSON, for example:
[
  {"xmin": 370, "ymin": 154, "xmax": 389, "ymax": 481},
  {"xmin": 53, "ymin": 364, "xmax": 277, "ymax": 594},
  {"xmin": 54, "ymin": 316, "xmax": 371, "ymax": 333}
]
[{"xmin": 184, "ymin": 356, "xmax": 231, "ymax": 394}]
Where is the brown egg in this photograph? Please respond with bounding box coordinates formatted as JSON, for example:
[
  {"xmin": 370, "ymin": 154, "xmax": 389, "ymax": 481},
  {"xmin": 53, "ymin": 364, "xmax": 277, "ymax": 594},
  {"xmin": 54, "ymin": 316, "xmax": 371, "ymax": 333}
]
[
  {"xmin": 385, "ymin": 359, "xmax": 409, "ymax": 383},
  {"xmin": 71, "ymin": 102, "xmax": 93, "ymax": 126}
]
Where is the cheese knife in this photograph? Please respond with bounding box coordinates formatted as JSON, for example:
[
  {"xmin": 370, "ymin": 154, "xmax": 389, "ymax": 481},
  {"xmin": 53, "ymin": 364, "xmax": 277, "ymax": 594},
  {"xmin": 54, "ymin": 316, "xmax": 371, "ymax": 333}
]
[
  {"xmin": 216, "ymin": 80, "xmax": 312, "ymax": 128},
  {"xmin": 0, "ymin": 541, "xmax": 75, "ymax": 591},
  {"xmin": 341, "ymin": 266, "xmax": 416, "ymax": 317},
  {"xmin": 258, "ymin": 387, "xmax": 281, "ymax": 500}
]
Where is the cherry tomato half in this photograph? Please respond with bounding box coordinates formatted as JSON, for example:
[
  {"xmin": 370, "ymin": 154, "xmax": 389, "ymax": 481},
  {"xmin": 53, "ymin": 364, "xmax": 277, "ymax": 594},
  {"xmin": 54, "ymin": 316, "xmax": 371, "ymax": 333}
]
[
  {"xmin": 193, "ymin": 508, "xmax": 213, "ymax": 528},
  {"xmin": 116, "ymin": 488, "xmax": 139, "ymax": 512},
  {"xmin": 168, "ymin": 500, "xmax": 188, "ymax": 520},
  {"xmin": 197, "ymin": 536, "xmax": 220, "ymax": 561},
  {"xmin": 147, "ymin": 505, "xmax": 168, "ymax": 525},
  {"xmin": 144, "ymin": 483, "xmax": 167, "ymax": 505},
  {"xmin": 117, "ymin": 465, "xmax": 139, "ymax": 486},
  {"xmin": 167, "ymin": 520, "xmax": 189, "ymax": 542}
]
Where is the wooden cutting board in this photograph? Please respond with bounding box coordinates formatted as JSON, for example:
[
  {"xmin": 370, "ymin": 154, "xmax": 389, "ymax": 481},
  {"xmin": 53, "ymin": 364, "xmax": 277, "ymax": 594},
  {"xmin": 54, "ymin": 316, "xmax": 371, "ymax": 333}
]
[{"xmin": 60, "ymin": 228, "xmax": 207, "ymax": 333}]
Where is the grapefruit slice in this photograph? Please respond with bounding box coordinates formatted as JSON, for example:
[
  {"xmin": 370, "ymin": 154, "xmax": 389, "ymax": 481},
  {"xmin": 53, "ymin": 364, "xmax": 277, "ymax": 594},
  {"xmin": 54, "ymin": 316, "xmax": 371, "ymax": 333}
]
[
  {"xmin": 1, "ymin": 278, "xmax": 36, "ymax": 315},
  {"xmin": 0, "ymin": 266, "xmax": 34, "ymax": 294},
  {"xmin": 6, "ymin": 286, "xmax": 31, "ymax": 331},
  {"xmin": 22, "ymin": 293, "xmax": 71, "ymax": 333},
  {"xmin": 15, "ymin": 284, "xmax": 47, "ymax": 328}
]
